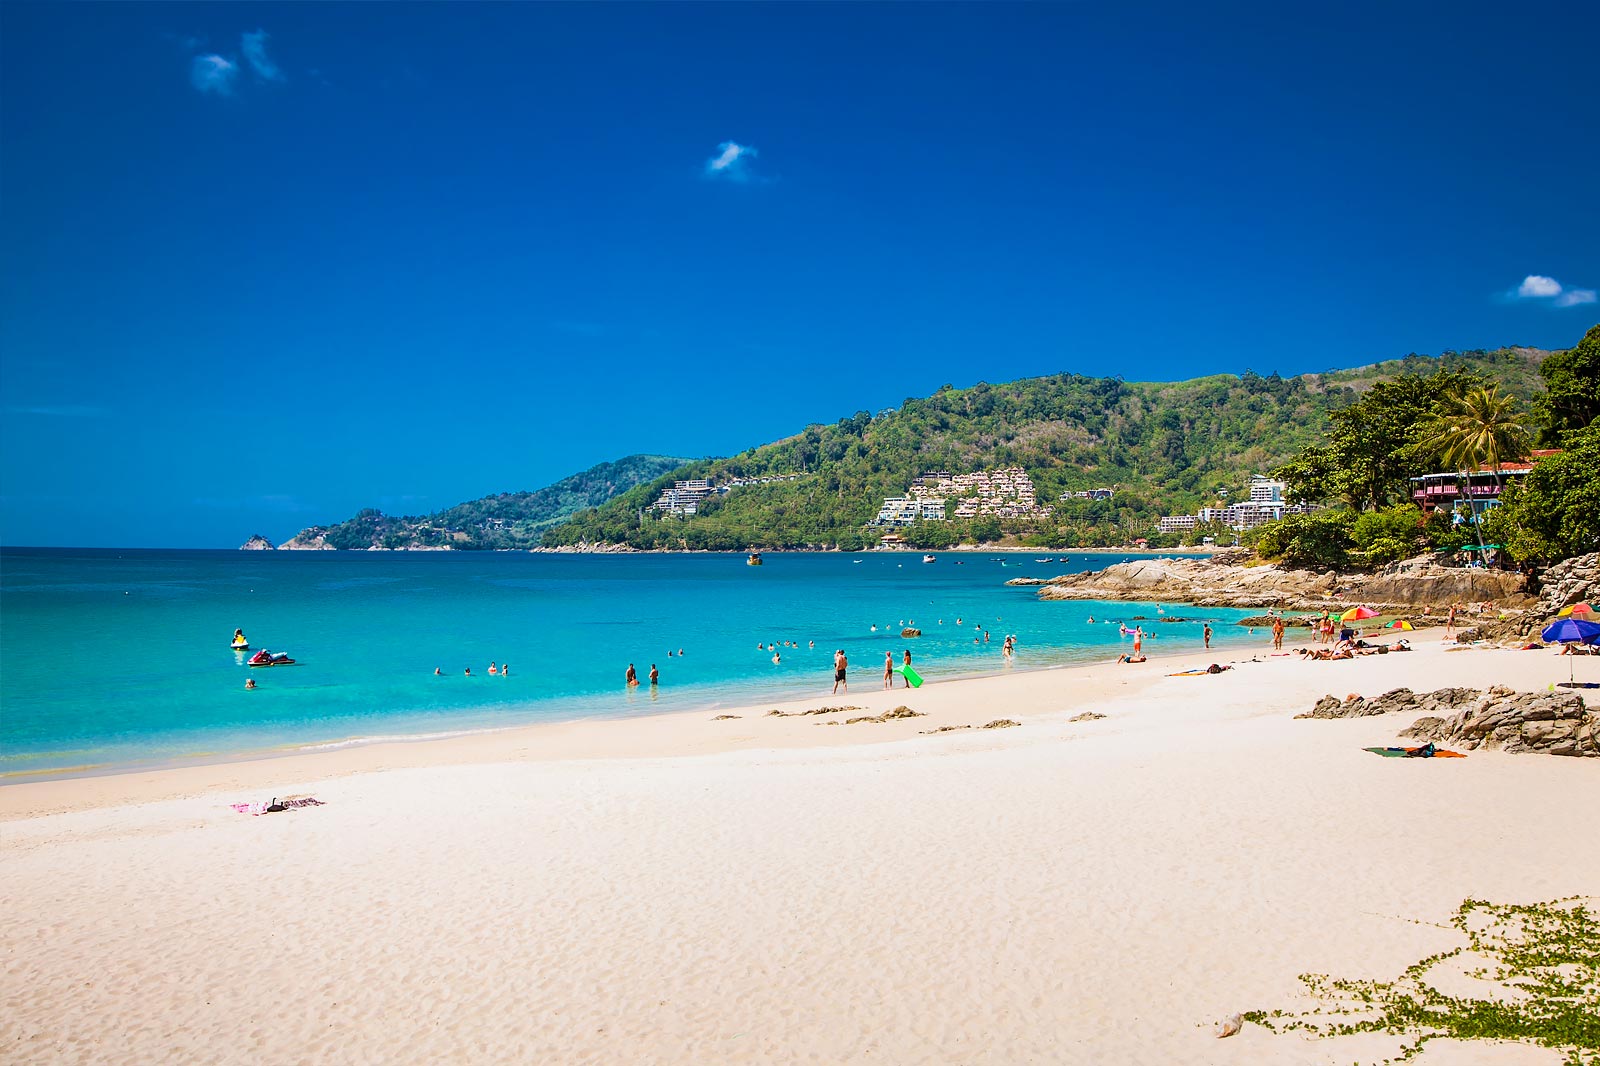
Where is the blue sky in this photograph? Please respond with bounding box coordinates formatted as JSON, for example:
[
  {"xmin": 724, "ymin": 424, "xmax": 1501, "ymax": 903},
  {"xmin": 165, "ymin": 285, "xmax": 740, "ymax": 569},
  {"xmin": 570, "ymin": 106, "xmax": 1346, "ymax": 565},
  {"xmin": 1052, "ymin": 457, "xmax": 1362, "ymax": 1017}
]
[{"xmin": 2, "ymin": 2, "xmax": 1596, "ymax": 548}]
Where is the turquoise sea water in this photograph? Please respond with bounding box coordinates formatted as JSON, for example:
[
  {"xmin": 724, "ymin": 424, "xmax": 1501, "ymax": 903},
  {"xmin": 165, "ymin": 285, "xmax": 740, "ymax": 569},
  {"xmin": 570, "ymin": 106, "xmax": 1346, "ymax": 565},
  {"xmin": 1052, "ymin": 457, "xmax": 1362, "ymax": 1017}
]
[{"xmin": 0, "ymin": 549, "xmax": 1265, "ymax": 776}]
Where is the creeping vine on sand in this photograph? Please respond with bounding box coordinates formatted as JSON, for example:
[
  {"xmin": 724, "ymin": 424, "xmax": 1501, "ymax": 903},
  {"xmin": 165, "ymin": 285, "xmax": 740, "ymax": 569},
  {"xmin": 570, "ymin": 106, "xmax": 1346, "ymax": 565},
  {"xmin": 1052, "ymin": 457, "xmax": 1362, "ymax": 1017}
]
[{"xmin": 1245, "ymin": 897, "xmax": 1600, "ymax": 1065}]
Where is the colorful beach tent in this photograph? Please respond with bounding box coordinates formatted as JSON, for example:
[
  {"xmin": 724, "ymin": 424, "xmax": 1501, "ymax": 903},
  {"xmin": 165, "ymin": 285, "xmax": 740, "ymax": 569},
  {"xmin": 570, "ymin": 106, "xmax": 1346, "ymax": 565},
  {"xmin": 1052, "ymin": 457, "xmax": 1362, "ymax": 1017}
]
[
  {"xmin": 1340, "ymin": 606, "xmax": 1379, "ymax": 622},
  {"xmin": 1541, "ymin": 617, "xmax": 1600, "ymax": 683}
]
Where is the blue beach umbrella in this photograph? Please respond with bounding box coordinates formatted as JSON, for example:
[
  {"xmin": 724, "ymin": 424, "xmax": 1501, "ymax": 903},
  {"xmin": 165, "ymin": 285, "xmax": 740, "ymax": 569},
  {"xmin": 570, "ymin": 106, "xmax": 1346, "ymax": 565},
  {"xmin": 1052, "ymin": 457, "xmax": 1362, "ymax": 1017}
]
[{"xmin": 1540, "ymin": 618, "xmax": 1600, "ymax": 684}]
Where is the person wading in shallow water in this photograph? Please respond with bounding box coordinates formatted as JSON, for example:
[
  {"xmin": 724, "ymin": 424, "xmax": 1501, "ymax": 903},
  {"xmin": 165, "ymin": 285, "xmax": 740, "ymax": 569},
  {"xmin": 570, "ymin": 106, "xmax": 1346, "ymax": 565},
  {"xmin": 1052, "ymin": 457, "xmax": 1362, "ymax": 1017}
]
[{"xmin": 833, "ymin": 649, "xmax": 848, "ymax": 694}]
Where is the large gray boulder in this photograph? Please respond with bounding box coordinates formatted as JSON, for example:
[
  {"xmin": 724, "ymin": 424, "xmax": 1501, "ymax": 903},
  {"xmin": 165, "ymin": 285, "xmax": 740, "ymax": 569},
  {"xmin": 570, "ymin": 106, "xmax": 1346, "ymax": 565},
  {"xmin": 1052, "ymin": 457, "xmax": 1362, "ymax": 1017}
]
[{"xmin": 1399, "ymin": 686, "xmax": 1596, "ymax": 757}]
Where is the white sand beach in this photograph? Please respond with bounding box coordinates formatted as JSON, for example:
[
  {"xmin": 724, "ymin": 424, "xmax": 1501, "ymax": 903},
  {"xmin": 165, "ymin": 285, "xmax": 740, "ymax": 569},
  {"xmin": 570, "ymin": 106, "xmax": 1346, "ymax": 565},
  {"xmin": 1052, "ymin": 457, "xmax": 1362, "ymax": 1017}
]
[{"xmin": 3, "ymin": 634, "xmax": 1596, "ymax": 1064}]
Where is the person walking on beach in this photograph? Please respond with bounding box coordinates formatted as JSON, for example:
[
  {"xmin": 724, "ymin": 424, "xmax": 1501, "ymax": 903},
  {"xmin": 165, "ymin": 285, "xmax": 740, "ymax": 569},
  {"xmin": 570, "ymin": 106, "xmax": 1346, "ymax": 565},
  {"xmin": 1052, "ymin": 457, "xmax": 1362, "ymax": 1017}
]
[
  {"xmin": 884, "ymin": 651, "xmax": 894, "ymax": 689},
  {"xmin": 1203, "ymin": 623, "xmax": 1212, "ymax": 650},
  {"xmin": 1446, "ymin": 603, "xmax": 1458, "ymax": 638},
  {"xmin": 832, "ymin": 649, "xmax": 848, "ymax": 694},
  {"xmin": 902, "ymin": 648, "xmax": 912, "ymax": 688},
  {"xmin": 625, "ymin": 663, "xmax": 639, "ymax": 687},
  {"xmin": 1272, "ymin": 617, "xmax": 1285, "ymax": 651}
]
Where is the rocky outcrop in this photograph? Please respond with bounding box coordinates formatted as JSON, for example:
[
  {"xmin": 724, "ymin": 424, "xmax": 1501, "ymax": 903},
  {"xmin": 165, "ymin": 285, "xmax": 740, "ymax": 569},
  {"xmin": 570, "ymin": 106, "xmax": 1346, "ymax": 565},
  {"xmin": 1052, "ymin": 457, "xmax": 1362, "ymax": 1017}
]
[
  {"xmin": 1027, "ymin": 554, "xmax": 1530, "ymax": 612},
  {"xmin": 1455, "ymin": 552, "xmax": 1600, "ymax": 643},
  {"xmin": 1297, "ymin": 687, "xmax": 1482, "ymax": 719},
  {"xmin": 1534, "ymin": 553, "xmax": 1600, "ymax": 617},
  {"xmin": 240, "ymin": 534, "xmax": 275, "ymax": 551},
  {"xmin": 1399, "ymin": 686, "xmax": 1597, "ymax": 757}
]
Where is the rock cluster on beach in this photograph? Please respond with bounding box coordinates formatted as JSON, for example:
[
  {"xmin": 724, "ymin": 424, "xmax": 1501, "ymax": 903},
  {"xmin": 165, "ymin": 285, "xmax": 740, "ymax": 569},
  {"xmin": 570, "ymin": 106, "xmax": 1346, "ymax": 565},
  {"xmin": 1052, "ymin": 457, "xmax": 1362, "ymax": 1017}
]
[
  {"xmin": 1299, "ymin": 685, "xmax": 1597, "ymax": 757},
  {"xmin": 1019, "ymin": 554, "xmax": 1530, "ymax": 612},
  {"xmin": 1298, "ymin": 687, "xmax": 1482, "ymax": 719}
]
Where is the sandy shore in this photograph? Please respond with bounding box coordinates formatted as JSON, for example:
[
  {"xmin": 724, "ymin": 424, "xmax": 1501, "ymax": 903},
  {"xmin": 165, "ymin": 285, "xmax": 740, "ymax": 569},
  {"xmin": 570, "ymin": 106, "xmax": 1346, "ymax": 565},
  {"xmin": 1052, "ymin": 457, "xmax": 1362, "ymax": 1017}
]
[{"xmin": 3, "ymin": 634, "xmax": 1596, "ymax": 1064}]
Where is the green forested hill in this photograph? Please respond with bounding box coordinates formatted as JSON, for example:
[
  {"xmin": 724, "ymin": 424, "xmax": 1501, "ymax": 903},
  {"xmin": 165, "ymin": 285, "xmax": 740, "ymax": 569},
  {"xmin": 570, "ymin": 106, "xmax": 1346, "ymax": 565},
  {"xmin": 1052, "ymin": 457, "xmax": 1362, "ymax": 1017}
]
[
  {"xmin": 544, "ymin": 346, "xmax": 1552, "ymax": 552},
  {"xmin": 280, "ymin": 454, "xmax": 688, "ymax": 550}
]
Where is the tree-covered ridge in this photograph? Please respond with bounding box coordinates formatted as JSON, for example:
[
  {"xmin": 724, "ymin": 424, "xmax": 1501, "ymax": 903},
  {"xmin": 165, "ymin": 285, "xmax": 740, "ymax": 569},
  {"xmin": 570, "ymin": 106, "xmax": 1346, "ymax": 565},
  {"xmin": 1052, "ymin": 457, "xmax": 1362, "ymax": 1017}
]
[
  {"xmin": 545, "ymin": 346, "xmax": 1552, "ymax": 552},
  {"xmin": 284, "ymin": 454, "xmax": 689, "ymax": 550}
]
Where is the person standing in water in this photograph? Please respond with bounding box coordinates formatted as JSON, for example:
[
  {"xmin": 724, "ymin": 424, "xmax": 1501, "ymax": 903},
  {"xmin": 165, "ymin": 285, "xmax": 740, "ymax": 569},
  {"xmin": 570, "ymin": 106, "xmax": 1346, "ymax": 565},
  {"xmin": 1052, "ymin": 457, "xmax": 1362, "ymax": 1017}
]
[
  {"xmin": 883, "ymin": 651, "xmax": 894, "ymax": 689},
  {"xmin": 1203, "ymin": 624, "xmax": 1212, "ymax": 650},
  {"xmin": 832, "ymin": 649, "xmax": 848, "ymax": 694},
  {"xmin": 1272, "ymin": 617, "xmax": 1285, "ymax": 650},
  {"xmin": 625, "ymin": 663, "xmax": 639, "ymax": 687},
  {"xmin": 1133, "ymin": 627, "xmax": 1144, "ymax": 658},
  {"xmin": 649, "ymin": 664, "xmax": 658, "ymax": 686}
]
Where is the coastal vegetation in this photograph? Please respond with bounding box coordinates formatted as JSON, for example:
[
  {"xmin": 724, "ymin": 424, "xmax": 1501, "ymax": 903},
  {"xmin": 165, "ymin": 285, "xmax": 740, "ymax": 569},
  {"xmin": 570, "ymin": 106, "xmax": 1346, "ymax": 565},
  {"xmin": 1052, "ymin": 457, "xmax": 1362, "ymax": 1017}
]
[
  {"xmin": 543, "ymin": 345, "xmax": 1552, "ymax": 552},
  {"xmin": 1245, "ymin": 897, "xmax": 1599, "ymax": 1065},
  {"xmin": 1251, "ymin": 323, "xmax": 1599, "ymax": 570},
  {"xmin": 275, "ymin": 329, "xmax": 1596, "ymax": 561}
]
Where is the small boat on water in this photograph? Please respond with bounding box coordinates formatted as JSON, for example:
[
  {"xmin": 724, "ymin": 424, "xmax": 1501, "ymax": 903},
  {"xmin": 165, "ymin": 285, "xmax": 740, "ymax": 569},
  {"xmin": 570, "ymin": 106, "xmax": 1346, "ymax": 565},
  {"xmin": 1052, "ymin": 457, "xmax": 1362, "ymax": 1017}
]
[
  {"xmin": 922, "ymin": 554, "xmax": 937, "ymax": 563},
  {"xmin": 747, "ymin": 552, "xmax": 763, "ymax": 566},
  {"xmin": 248, "ymin": 650, "xmax": 296, "ymax": 667}
]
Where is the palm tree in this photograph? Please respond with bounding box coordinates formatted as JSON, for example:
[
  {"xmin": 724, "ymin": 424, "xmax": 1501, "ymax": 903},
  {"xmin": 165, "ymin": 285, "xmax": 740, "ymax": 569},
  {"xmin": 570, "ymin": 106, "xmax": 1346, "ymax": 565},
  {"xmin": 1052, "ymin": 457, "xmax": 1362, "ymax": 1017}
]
[{"xmin": 1420, "ymin": 384, "xmax": 1533, "ymax": 564}]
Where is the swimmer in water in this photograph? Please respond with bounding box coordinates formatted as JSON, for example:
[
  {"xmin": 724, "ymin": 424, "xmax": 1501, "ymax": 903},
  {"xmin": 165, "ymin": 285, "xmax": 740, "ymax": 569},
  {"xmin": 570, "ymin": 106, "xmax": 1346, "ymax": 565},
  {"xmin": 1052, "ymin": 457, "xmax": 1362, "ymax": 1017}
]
[{"xmin": 625, "ymin": 663, "xmax": 639, "ymax": 687}]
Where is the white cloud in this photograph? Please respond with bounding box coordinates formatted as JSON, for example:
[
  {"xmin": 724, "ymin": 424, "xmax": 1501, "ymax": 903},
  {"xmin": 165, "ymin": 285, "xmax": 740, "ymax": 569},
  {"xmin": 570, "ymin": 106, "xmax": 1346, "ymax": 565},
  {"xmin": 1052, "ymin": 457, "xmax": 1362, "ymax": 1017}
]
[
  {"xmin": 705, "ymin": 141, "xmax": 758, "ymax": 181},
  {"xmin": 1509, "ymin": 274, "xmax": 1597, "ymax": 308},
  {"xmin": 241, "ymin": 30, "xmax": 284, "ymax": 82},
  {"xmin": 1517, "ymin": 275, "xmax": 1562, "ymax": 298},
  {"xmin": 190, "ymin": 54, "xmax": 238, "ymax": 95}
]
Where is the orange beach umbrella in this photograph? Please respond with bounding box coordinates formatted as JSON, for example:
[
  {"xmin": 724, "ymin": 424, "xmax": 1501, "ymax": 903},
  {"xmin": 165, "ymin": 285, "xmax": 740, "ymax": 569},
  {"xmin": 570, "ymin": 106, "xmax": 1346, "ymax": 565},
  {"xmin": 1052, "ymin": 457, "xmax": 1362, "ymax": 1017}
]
[
  {"xmin": 1558, "ymin": 602, "xmax": 1593, "ymax": 618},
  {"xmin": 1340, "ymin": 606, "xmax": 1379, "ymax": 622}
]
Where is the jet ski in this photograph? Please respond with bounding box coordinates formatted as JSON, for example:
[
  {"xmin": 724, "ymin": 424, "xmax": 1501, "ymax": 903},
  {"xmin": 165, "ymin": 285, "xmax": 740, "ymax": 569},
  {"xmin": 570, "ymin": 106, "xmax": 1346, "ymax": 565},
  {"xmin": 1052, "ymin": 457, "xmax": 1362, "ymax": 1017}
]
[
  {"xmin": 248, "ymin": 650, "xmax": 296, "ymax": 667},
  {"xmin": 231, "ymin": 641, "xmax": 250, "ymax": 651}
]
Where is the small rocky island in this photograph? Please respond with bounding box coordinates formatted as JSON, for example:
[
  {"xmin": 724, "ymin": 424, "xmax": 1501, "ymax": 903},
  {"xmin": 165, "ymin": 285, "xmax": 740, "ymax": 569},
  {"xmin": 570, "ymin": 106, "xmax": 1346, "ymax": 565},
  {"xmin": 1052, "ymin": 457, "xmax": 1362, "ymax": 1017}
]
[{"xmin": 239, "ymin": 535, "xmax": 275, "ymax": 551}]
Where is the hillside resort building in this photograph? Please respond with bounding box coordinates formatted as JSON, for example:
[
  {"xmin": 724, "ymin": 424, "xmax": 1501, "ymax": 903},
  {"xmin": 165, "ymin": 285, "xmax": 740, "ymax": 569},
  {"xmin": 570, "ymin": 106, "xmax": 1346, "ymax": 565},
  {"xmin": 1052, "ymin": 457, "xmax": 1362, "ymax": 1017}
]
[
  {"xmin": 872, "ymin": 467, "xmax": 1054, "ymax": 528},
  {"xmin": 1158, "ymin": 475, "xmax": 1290, "ymax": 534}
]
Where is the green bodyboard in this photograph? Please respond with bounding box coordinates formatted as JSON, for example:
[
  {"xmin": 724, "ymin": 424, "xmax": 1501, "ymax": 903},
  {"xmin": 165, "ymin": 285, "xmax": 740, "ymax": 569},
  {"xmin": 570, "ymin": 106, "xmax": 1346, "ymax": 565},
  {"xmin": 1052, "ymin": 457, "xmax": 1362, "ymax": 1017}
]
[{"xmin": 898, "ymin": 665, "xmax": 924, "ymax": 688}]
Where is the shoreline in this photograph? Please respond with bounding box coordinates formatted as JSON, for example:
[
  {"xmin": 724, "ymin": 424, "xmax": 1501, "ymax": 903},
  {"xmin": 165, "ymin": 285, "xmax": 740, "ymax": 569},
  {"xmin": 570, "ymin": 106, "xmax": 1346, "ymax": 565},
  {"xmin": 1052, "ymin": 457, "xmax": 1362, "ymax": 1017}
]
[
  {"xmin": 0, "ymin": 632, "xmax": 1255, "ymax": 818},
  {"xmin": 0, "ymin": 625, "xmax": 1504, "ymax": 821},
  {"xmin": 0, "ymin": 595, "xmax": 1267, "ymax": 790}
]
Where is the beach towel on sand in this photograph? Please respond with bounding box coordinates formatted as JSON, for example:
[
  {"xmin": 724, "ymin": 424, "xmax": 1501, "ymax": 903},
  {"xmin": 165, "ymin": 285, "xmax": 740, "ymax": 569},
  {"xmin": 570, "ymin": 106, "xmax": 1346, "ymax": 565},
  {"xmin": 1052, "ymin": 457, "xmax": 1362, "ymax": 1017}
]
[
  {"xmin": 230, "ymin": 797, "xmax": 326, "ymax": 816},
  {"xmin": 1363, "ymin": 744, "xmax": 1465, "ymax": 759}
]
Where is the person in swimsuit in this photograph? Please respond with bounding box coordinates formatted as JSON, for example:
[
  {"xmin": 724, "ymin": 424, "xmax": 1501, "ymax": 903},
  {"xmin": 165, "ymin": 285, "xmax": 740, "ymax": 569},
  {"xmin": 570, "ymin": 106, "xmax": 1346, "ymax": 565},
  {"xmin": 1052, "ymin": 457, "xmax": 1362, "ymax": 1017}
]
[
  {"xmin": 832, "ymin": 650, "xmax": 848, "ymax": 694},
  {"xmin": 649, "ymin": 664, "xmax": 658, "ymax": 685},
  {"xmin": 1203, "ymin": 624, "xmax": 1212, "ymax": 650},
  {"xmin": 902, "ymin": 649, "xmax": 912, "ymax": 688},
  {"xmin": 883, "ymin": 651, "xmax": 894, "ymax": 689},
  {"xmin": 625, "ymin": 663, "xmax": 639, "ymax": 687}
]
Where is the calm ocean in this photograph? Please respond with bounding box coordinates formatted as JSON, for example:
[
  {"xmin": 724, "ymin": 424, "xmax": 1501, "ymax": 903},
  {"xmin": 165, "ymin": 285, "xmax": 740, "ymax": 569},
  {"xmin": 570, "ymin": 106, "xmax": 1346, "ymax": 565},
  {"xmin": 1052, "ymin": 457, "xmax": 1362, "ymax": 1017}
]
[{"xmin": 0, "ymin": 549, "xmax": 1263, "ymax": 776}]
